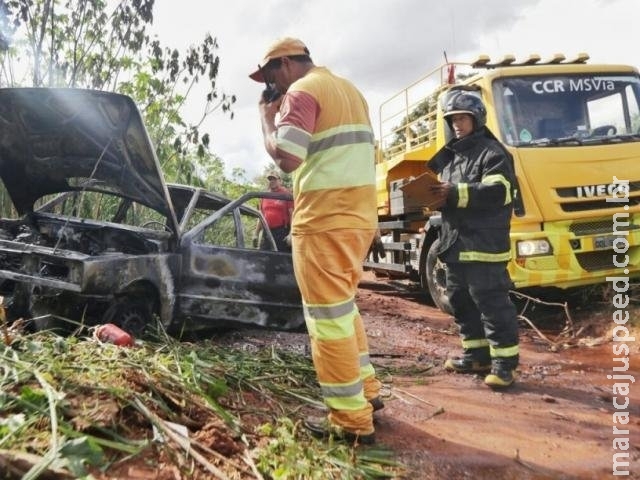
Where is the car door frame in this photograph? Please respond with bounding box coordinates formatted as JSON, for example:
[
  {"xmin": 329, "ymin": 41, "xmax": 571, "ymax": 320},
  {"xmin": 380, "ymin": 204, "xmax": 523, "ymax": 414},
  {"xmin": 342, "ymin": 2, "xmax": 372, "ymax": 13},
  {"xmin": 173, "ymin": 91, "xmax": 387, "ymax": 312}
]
[{"xmin": 175, "ymin": 191, "xmax": 303, "ymax": 331}]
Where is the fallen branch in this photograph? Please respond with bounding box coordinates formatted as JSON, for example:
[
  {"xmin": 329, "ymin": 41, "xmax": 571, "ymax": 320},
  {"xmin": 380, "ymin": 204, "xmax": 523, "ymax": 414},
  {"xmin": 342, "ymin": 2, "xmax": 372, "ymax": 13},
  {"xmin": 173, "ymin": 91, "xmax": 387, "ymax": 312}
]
[
  {"xmin": 510, "ymin": 290, "xmax": 575, "ymax": 346},
  {"xmin": 22, "ymin": 370, "xmax": 63, "ymax": 480},
  {"xmin": 517, "ymin": 314, "xmax": 560, "ymax": 348},
  {"xmin": 133, "ymin": 397, "xmax": 233, "ymax": 480},
  {"xmin": 393, "ymin": 387, "xmax": 438, "ymax": 408},
  {"xmin": 549, "ymin": 410, "xmax": 571, "ymax": 421},
  {"xmin": 0, "ymin": 449, "xmax": 74, "ymax": 480},
  {"xmin": 0, "ymin": 296, "xmax": 8, "ymax": 346}
]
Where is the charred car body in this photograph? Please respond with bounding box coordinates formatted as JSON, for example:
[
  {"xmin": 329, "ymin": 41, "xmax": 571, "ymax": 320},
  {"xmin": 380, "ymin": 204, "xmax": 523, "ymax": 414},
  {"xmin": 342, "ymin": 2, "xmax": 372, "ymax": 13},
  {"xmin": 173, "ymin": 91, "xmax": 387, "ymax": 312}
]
[{"xmin": 0, "ymin": 88, "xmax": 303, "ymax": 334}]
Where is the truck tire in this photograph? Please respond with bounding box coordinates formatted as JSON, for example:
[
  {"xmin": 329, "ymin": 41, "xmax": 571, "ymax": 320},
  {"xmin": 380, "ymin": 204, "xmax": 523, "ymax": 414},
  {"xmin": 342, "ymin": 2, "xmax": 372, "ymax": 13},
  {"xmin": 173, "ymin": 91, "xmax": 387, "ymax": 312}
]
[{"xmin": 425, "ymin": 239, "xmax": 453, "ymax": 315}]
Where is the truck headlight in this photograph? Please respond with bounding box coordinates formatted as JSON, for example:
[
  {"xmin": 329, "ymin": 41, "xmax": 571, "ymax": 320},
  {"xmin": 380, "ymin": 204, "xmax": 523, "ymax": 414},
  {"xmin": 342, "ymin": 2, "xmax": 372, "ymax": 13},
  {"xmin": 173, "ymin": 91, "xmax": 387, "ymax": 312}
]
[{"xmin": 516, "ymin": 239, "xmax": 552, "ymax": 257}]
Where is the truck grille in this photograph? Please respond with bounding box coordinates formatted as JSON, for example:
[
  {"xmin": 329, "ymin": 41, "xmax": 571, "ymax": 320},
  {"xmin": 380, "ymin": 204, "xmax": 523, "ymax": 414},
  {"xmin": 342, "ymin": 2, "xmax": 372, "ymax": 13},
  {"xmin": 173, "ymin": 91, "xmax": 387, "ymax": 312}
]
[
  {"xmin": 556, "ymin": 180, "xmax": 640, "ymax": 212},
  {"xmin": 560, "ymin": 197, "xmax": 640, "ymax": 212},
  {"xmin": 569, "ymin": 219, "xmax": 640, "ymax": 236},
  {"xmin": 575, "ymin": 250, "xmax": 624, "ymax": 272},
  {"xmin": 570, "ymin": 219, "xmax": 638, "ymax": 272}
]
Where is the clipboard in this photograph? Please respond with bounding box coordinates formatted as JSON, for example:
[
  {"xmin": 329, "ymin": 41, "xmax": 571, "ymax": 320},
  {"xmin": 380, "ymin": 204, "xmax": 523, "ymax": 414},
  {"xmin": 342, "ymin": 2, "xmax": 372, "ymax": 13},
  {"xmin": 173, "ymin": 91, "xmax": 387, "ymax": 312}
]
[{"xmin": 398, "ymin": 169, "xmax": 442, "ymax": 210}]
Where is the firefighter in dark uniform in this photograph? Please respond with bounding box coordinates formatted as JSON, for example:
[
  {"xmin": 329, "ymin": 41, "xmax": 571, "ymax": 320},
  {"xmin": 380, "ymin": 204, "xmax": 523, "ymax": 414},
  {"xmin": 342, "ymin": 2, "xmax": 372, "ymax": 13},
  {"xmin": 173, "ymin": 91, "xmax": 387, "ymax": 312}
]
[{"xmin": 427, "ymin": 91, "xmax": 519, "ymax": 388}]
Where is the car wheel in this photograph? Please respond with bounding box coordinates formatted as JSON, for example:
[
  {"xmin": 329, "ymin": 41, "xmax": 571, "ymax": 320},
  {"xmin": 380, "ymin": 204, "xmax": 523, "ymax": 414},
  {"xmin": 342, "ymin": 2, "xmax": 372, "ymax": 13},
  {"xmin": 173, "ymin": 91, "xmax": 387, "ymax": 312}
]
[
  {"xmin": 102, "ymin": 298, "xmax": 154, "ymax": 338},
  {"xmin": 425, "ymin": 239, "xmax": 453, "ymax": 315}
]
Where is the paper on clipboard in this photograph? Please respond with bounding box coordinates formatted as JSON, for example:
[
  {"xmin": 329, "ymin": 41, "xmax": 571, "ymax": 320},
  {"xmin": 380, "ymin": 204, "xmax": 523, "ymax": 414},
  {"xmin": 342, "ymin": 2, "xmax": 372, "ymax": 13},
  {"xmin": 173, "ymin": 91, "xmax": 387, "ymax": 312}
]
[{"xmin": 399, "ymin": 169, "xmax": 442, "ymax": 209}]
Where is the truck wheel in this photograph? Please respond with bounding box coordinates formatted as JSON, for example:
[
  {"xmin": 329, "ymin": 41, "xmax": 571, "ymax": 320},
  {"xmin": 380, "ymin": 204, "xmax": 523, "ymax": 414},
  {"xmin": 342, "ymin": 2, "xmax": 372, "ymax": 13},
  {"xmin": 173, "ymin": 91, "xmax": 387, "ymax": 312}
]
[{"xmin": 425, "ymin": 239, "xmax": 453, "ymax": 315}]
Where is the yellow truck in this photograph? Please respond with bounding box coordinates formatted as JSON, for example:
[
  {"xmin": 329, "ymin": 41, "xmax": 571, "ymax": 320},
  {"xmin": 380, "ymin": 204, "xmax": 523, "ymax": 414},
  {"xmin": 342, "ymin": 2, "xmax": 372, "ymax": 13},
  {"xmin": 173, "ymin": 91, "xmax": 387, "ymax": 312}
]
[{"xmin": 366, "ymin": 53, "xmax": 640, "ymax": 312}]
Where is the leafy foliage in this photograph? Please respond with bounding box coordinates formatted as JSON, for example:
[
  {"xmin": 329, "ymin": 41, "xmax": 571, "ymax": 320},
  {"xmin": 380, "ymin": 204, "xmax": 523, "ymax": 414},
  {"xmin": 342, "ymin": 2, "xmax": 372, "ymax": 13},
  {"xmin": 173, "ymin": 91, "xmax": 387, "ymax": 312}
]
[
  {"xmin": 0, "ymin": 327, "xmax": 402, "ymax": 478},
  {"xmin": 0, "ymin": 0, "xmax": 245, "ymax": 218}
]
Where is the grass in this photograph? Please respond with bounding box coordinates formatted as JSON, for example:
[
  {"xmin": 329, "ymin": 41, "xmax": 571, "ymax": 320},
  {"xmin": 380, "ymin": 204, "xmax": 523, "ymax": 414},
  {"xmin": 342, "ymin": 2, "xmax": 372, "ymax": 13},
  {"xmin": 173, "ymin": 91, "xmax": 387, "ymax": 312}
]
[
  {"xmin": 0, "ymin": 324, "xmax": 404, "ymax": 479},
  {"xmin": 2, "ymin": 282, "xmax": 636, "ymax": 478}
]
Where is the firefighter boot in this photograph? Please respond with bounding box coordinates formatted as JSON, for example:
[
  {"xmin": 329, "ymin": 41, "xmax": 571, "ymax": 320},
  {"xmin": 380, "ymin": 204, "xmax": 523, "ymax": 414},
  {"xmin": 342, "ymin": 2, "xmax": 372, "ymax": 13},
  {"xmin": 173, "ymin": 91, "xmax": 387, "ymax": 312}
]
[
  {"xmin": 303, "ymin": 417, "xmax": 375, "ymax": 445},
  {"xmin": 484, "ymin": 357, "xmax": 518, "ymax": 388},
  {"xmin": 444, "ymin": 347, "xmax": 491, "ymax": 374}
]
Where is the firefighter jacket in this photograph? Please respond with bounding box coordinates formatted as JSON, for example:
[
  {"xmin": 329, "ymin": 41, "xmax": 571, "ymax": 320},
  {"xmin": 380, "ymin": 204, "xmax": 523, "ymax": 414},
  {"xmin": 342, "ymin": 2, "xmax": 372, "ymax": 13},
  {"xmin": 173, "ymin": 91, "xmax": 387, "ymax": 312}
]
[{"xmin": 427, "ymin": 127, "xmax": 516, "ymax": 263}]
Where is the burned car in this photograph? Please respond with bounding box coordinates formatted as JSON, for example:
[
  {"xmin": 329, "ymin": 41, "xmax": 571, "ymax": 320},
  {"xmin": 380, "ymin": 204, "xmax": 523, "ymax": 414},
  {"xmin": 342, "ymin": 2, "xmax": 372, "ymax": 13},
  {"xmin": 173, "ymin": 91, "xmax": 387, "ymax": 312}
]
[{"xmin": 0, "ymin": 88, "xmax": 303, "ymax": 334}]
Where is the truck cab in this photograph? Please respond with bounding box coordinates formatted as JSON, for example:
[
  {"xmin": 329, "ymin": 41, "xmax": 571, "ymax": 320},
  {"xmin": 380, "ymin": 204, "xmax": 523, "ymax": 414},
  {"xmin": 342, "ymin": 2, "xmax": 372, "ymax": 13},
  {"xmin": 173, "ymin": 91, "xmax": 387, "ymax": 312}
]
[{"xmin": 368, "ymin": 53, "xmax": 640, "ymax": 312}]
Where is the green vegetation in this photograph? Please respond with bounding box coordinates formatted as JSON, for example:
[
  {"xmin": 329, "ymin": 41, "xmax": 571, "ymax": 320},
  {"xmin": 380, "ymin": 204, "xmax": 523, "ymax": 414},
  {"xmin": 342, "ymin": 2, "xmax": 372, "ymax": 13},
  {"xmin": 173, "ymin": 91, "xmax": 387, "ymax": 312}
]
[
  {"xmin": 0, "ymin": 326, "xmax": 403, "ymax": 478},
  {"xmin": 0, "ymin": 0, "xmax": 255, "ymax": 219}
]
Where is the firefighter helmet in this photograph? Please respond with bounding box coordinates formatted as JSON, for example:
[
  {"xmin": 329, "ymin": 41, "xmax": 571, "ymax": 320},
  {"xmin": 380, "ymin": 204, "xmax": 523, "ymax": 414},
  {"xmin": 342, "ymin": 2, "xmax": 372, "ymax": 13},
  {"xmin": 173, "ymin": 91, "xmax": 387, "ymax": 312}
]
[{"xmin": 443, "ymin": 91, "xmax": 487, "ymax": 129}]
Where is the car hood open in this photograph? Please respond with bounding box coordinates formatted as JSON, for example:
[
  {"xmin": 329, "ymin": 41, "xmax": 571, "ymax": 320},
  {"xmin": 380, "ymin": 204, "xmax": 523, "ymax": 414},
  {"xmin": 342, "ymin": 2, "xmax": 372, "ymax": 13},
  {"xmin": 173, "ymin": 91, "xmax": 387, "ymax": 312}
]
[{"xmin": 0, "ymin": 88, "xmax": 178, "ymax": 230}]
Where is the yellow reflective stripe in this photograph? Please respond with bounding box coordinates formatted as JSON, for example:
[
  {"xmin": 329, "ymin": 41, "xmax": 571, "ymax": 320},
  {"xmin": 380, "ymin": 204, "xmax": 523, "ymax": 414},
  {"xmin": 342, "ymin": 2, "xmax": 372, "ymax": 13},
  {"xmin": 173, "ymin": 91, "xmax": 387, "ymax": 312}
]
[
  {"xmin": 306, "ymin": 298, "xmax": 355, "ymax": 321},
  {"xmin": 321, "ymin": 377, "xmax": 367, "ymax": 410},
  {"xmin": 276, "ymin": 124, "xmax": 311, "ymax": 160},
  {"xmin": 324, "ymin": 394, "xmax": 367, "ymax": 411},
  {"xmin": 462, "ymin": 338, "xmax": 490, "ymax": 349},
  {"xmin": 308, "ymin": 127, "xmax": 374, "ymax": 155},
  {"xmin": 457, "ymin": 183, "xmax": 469, "ymax": 207},
  {"xmin": 320, "ymin": 379, "xmax": 364, "ymax": 399},
  {"xmin": 459, "ymin": 250, "xmax": 511, "ymax": 262},
  {"xmin": 297, "ymin": 143, "xmax": 375, "ymax": 191},
  {"xmin": 303, "ymin": 299, "xmax": 356, "ymax": 341},
  {"xmin": 490, "ymin": 345, "xmax": 520, "ymax": 358},
  {"xmin": 482, "ymin": 174, "xmax": 512, "ymax": 205},
  {"xmin": 294, "ymin": 124, "xmax": 375, "ymax": 192},
  {"xmin": 359, "ymin": 353, "xmax": 371, "ymax": 367},
  {"xmin": 360, "ymin": 352, "xmax": 375, "ymax": 379}
]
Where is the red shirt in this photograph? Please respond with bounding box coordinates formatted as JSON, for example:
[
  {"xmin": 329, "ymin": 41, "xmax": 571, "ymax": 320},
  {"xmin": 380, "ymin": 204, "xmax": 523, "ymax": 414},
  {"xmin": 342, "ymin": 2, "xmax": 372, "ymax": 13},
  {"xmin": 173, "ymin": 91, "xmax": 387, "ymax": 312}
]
[{"xmin": 260, "ymin": 186, "xmax": 293, "ymax": 229}]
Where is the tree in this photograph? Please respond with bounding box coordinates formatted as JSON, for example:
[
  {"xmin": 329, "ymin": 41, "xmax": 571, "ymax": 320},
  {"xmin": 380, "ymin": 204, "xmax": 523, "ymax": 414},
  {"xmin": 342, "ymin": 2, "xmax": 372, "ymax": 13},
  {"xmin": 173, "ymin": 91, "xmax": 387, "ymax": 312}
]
[{"xmin": 0, "ymin": 0, "xmax": 236, "ymax": 200}]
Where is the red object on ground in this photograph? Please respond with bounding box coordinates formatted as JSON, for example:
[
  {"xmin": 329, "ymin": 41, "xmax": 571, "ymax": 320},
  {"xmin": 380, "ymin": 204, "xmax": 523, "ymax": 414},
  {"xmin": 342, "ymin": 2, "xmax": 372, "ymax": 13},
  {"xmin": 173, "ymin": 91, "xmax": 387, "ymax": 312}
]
[{"xmin": 95, "ymin": 323, "xmax": 135, "ymax": 346}]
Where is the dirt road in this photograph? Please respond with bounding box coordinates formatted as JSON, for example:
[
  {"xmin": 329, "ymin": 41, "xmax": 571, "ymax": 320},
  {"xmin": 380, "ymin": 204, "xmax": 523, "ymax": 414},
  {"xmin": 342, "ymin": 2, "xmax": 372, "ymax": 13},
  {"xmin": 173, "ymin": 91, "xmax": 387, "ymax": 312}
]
[{"xmin": 356, "ymin": 273, "xmax": 640, "ymax": 479}]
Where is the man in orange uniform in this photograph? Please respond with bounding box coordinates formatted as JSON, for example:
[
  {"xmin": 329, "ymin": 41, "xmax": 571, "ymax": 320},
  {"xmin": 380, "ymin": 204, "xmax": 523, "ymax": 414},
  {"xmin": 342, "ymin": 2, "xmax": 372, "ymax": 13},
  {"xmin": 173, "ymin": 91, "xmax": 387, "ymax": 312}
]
[
  {"xmin": 250, "ymin": 37, "xmax": 383, "ymax": 444},
  {"xmin": 253, "ymin": 170, "xmax": 293, "ymax": 251}
]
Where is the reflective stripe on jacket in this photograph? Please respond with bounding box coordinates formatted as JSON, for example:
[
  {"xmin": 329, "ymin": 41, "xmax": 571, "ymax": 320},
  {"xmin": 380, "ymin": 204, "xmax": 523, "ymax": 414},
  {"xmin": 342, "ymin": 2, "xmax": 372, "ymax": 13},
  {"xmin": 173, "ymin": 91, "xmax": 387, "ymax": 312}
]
[
  {"xmin": 275, "ymin": 66, "xmax": 377, "ymax": 234},
  {"xmin": 428, "ymin": 127, "xmax": 516, "ymax": 263}
]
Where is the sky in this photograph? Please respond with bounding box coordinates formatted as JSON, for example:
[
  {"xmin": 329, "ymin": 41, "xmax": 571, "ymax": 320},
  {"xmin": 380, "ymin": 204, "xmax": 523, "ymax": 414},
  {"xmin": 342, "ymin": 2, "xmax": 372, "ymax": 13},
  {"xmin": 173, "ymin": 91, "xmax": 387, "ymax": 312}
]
[{"xmin": 151, "ymin": 0, "xmax": 639, "ymax": 183}]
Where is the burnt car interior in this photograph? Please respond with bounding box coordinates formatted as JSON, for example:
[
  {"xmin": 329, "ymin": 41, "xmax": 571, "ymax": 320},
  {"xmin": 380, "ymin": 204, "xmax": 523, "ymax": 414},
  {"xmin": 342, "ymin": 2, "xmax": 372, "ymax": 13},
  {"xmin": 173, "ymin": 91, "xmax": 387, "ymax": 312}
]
[
  {"xmin": 0, "ymin": 88, "xmax": 302, "ymax": 335},
  {"xmin": 0, "ymin": 182, "xmax": 300, "ymax": 333}
]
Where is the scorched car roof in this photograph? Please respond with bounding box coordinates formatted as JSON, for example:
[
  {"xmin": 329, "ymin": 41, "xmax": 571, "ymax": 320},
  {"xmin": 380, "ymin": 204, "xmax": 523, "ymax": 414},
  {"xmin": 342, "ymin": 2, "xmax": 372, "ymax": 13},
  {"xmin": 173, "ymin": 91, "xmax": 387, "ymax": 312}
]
[{"xmin": 0, "ymin": 87, "xmax": 178, "ymax": 231}]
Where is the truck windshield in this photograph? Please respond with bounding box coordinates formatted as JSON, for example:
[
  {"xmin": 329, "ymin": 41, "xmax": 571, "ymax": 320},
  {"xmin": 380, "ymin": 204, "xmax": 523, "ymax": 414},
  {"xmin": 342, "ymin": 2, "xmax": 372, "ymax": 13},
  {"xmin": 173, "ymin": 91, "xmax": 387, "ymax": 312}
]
[{"xmin": 492, "ymin": 73, "xmax": 640, "ymax": 146}]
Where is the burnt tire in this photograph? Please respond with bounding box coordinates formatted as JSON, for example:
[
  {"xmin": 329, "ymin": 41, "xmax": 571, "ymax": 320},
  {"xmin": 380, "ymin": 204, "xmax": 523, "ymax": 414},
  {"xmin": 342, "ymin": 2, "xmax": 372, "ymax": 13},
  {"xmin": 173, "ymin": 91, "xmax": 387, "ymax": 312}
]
[
  {"xmin": 102, "ymin": 298, "xmax": 154, "ymax": 338},
  {"xmin": 425, "ymin": 238, "xmax": 453, "ymax": 315}
]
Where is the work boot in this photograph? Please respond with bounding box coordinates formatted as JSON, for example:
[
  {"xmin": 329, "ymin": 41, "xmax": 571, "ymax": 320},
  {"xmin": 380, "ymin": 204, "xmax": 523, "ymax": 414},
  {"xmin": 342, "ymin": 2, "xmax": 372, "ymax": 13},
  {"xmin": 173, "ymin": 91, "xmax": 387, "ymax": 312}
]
[
  {"xmin": 303, "ymin": 417, "xmax": 375, "ymax": 445},
  {"xmin": 444, "ymin": 357, "xmax": 492, "ymax": 374},
  {"xmin": 369, "ymin": 396, "xmax": 385, "ymax": 412},
  {"xmin": 485, "ymin": 354, "xmax": 518, "ymax": 388},
  {"xmin": 484, "ymin": 366, "xmax": 516, "ymax": 388}
]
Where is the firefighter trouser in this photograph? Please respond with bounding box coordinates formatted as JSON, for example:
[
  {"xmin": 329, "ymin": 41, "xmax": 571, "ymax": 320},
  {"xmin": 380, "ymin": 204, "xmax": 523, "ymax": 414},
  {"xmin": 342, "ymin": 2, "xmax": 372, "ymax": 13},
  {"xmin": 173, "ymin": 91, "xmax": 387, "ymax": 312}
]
[
  {"xmin": 446, "ymin": 261, "xmax": 519, "ymax": 368},
  {"xmin": 292, "ymin": 228, "xmax": 381, "ymax": 435}
]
